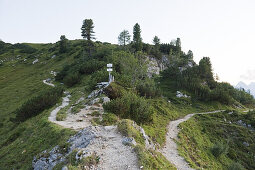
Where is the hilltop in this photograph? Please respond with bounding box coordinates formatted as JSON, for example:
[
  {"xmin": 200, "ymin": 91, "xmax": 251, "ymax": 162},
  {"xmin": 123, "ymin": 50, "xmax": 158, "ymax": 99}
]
[{"xmin": 0, "ymin": 21, "xmax": 254, "ymax": 170}]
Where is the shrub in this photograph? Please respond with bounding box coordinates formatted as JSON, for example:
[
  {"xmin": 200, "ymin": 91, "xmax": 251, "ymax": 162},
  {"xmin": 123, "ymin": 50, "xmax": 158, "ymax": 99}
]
[
  {"xmin": 13, "ymin": 87, "xmax": 63, "ymax": 122},
  {"xmin": 88, "ymin": 70, "xmax": 108, "ymax": 90},
  {"xmin": 59, "ymin": 142, "xmax": 71, "ymax": 154},
  {"xmin": 63, "ymin": 72, "xmax": 81, "ymax": 87},
  {"xmin": 91, "ymin": 111, "xmax": 100, "ymax": 116},
  {"xmin": 228, "ymin": 162, "xmax": 245, "ymax": 170},
  {"xmin": 136, "ymin": 78, "xmax": 160, "ymax": 98},
  {"xmin": 80, "ymin": 152, "xmax": 100, "ymax": 167},
  {"xmin": 56, "ymin": 110, "xmax": 67, "ymax": 121},
  {"xmin": 99, "ymin": 113, "xmax": 118, "ymax": 126},
  {"xmin": 12, "ymin": 43, "xmax": 37, "ymax": 54},
  {"xmin": 211, "ymin": 142, "xmax": 228, "ymax": 158},
  {"xmin": 79, "ymin": 59, "xmax": 105, "ymax": 75},
  {"xmin": 117, "ymin": 119, "xmax": 145, "ymax": 145},
  {"xmin": 103, "ymin": 82, "xmax": 126, "ymax": 99},
  {"xmin": 103, "ymin": 92, "xmax": 153, "ymax": 124}
]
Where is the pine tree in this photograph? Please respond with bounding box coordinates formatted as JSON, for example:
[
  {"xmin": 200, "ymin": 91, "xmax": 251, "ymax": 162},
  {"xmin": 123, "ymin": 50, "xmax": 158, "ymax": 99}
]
[
  {"xmin": 81, "ymin": 19, "xmax": 95, "ymax": 41},
  {"xmin": 176, "ymin": 38, "xmax": 181, "ymax": 48},
  {"xmin": 118, "ymin": 30, "xmax": 131, "ymax": 46},
  {"xmin": 59, "ymin": 35, "xmax": 68, "ymax": 53},
  {"xmin": 133, "ymin": 23, "xmax": 143, "ymax": 51},
  {"xmin": 152, "ymin": 36, "xmax": 161, "ymax": 59},
  {"xmin": 187, "ymin": 50, "xmax": 193, "ymax": 60},
  {"xmin": 153, "ymin": 36, "xmax": 160, "ymax": 46},
  {"xmin": 81, "ymin": 19, "xmax": 95, "ymax": 57}
]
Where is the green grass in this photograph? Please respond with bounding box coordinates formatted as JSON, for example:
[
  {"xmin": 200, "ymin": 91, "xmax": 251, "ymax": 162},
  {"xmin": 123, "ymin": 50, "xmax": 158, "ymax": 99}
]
[
  {"xmin": 0, "ymin": 40, "xmax": 252, "ymax": 169},
  {"xmin": 177, "ymin": 111, "xmax": 255, "ymax": 170},
  {"xmin": 0, "ymin": 108, "xmax": 75, "ymax": 169},
  {"xmin": 0, "ymin": 43, "xmax": 77, "ymax": 169},
  {"xmin": 142, "ymin": 98, "xmax": 230, "ymax": 146},
  {"xmin": 117, "ymin": 119, "xmax": 176, "ymax": 169}
]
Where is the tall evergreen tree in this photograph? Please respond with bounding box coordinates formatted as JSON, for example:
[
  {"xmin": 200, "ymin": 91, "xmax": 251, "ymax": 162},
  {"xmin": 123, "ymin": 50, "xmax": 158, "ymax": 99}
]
[
  {"xmin": 153, "ymin": 36, "xmax": 160, "ymax": 46},
  {"xmin": 133, "ymin": 23, "xmax": 143, "ymax": 51},
  {"xmin": 176, "ymin": 37, "xmax": 181, "ymax": 48},
  {"xmin": 152, "ymin": 36, "xmax": 161, "ymax": 59},
  {"xmin": 118, "ymin": 30, "xmax": 131, "ymax": 46},
  {"xmin": 81, "ymin": 19, "xmax": 95, "ymax": 57},
  {"xmin": 59, "ymin": 35, "xmax": 68, "ymax": 53},
  {"xmin": 187, "ymin": 50, "xmax": 193, "ymax": 60},
  {"xmin": 199, "ymin": 57, "xmax": 215, "ymax": 88},
  {"xmin": 81, "ymin": 19, "xmax": 95, "ymax": 41}
]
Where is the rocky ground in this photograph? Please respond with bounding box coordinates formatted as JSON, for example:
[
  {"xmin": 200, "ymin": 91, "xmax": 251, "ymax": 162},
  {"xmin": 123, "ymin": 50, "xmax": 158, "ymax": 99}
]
[{"xmin": 35, "ymin": 84, "xmax": 140, "ymax": 170}]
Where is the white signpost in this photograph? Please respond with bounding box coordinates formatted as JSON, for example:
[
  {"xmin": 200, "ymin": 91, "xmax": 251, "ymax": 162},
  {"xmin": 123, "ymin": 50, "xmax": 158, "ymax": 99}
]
[{"xmin": 107, "ymin": 63, "xmax": 114, "ymax": 83}]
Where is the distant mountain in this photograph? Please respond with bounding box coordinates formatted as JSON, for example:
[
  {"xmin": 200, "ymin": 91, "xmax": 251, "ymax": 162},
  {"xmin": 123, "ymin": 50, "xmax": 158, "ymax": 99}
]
[{"xmin": 236, "ymin": 81, "xmax": 255, "ymax": 97}]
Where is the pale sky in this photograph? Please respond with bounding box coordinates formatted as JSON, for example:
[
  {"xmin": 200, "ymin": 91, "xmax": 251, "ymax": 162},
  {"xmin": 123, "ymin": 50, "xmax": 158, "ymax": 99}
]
[{"xmin": 1, "ymin": 0, "xmax": 255, "ymax": 85}]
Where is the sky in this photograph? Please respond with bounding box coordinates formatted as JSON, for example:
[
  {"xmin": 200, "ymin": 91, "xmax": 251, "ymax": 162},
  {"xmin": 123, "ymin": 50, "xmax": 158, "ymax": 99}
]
[{"xmin": 1, "ymin": 0, "xmax": 255, "ymax": 85}]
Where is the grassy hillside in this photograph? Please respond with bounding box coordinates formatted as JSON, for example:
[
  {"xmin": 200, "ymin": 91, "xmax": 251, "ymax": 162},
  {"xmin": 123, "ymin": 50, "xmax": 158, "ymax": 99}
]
[
  {"xmin": 178, "ymin": 110, "xmax": 255, "ymax": 169},
  {"xmin": 0, "ymin": 42, "xmax": 77, "ymax": 169},
  {"xmin": 0, "ymin": 38, "xmax": 254, "ymax": 169}
]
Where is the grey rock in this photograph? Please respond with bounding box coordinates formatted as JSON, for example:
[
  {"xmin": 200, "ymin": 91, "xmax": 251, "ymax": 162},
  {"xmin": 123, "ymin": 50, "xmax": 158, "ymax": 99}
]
[
  {"xmin": 32, "ymin": 59, "xmax": 38, "ymax": 64},
  {"xmin": 62, "ymin": 166, "xmax": 68, "ymax": 170},
  {"xmin": 243, "ymin": 142, "xmax": 249, "ymax": 147},
  {"xmin": 33, "ymin": 127, "xmax": 96, "ymax": 170},
  {"xmin": 176, "ymin": 91, "xmax": 190, "ymax": 98},
  {"xmin": 122, "ymin": 137, "xmax": 137, "ymax": 146}
]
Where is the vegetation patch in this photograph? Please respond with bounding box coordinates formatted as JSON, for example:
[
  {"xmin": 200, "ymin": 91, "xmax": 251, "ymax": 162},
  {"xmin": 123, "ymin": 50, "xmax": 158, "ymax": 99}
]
[
  {"xmin": 12, "ymin": 87, "xmax": 64, "ymax": 122},
  {"xmin": 117, "ymin": 119, "xmax": 145, "ymax": 145},
  {"xmin": 134, "ymin": 145, "xmax": 176, "ymax": 170},
  {"xmin": 178, "ymin": 111, "xmax": 255, "ymax": 169},
  {"xmin": 103, "ymin": 91, "xmax": 153, "ymax": 124}
]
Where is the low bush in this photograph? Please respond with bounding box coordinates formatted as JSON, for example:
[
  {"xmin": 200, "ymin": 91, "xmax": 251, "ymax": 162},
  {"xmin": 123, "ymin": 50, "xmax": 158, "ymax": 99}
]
[
  {"xmin": 13, "ymin": 87, "xmax": 63, "ymax": 122},
  {"xmin": 56, "ymin": 110, "xmax": 67, "ymax": 121},
  {"xmin": 244, "ymin": 110, "xmax": 255, "ymax": 127},
  {"xmin": 103, "ymin": 82, "xmax": 126, "ymax": 99},
  {"xmin": 93, "ymin": 113, "xmax": 118, "ymax": 126},
  {"xmin": 136, "ymin": 78, "xmax": 160, "ymax": 98},
  {"xmin": 63, "ymin": 72, "xmax": 81, "ymax": 87},
  {"xmin": 91, "ymin": 111, "xmax": 100, "ymax": 116},
  {"xmin": 103, "ymin": 92, "xmax": 153, "ymax": 124},
  {"xmin": 80, "ymin": 152, "xmax": 100, "ymax": 167},
  {"xmin": 228, "ymin": 162, "xmax": 245, "ymax": 170},
  {"xmin": 211, "ymin": 142, "xmax": 228, "ymax": 158},
  {"xmin": 12, "ymin": 43, "xmax": 37, "ymax": 54},
  {"xmin": 117, "ymin": 119, "xmax": 145, "ymax": 145},
  {"xmin": 79, "ymin": 59, "xmax": 105, "ymax": 75},
  {"xmin": 87, "ymin": 70, "xmax": 108, "ymax": 90},
  {"xmin": 134, "ymin": 145, "xmax": 175, "ymax": 169}
]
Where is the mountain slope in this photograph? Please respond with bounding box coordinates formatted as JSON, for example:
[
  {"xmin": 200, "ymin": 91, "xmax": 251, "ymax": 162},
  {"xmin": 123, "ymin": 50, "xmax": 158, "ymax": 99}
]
[{"xmin": 0, "ymin": 39, "xmax": 254, "ymax": 169}]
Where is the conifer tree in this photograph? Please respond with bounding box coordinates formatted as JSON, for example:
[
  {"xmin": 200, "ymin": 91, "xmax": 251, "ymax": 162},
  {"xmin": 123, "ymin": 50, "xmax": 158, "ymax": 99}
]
[
  {"xmin": 59, "ymin": 35, "xmax": 68, "ymax": 53},
  {"xmin": 81, "ymin": 19, "xmax": 95, "ymax": 41},
  {"xmin": 133, "ymin": 23, "xmax": 143, "ymax": 51},
  {"xmin": 118, "ymin": 30, "xmax": 131, "ymax": 46},
  {"xmin": 153, "ymin": 36, "xmax": 160, "ymax": 46},
  {"xmin": 81, "ymin": 19, "xmax": 95, "ymax": 57},
  {"xmin": 152, "ymin": 36, "xmax": 161, "ymax": 59},
  {"xmin": 176, "ymin": 37, "xmax": 181, "ymax": 48}
]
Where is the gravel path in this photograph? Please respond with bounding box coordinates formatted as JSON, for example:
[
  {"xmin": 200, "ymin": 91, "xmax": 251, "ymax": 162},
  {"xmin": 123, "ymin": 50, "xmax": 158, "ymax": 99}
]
[
  {"xmin": 46, "ymin": 88, "xmax": 140, "ymax": 169},
  {"xmin": 42, "ymin": 79, "xmax": 55, "ymax": 87},
  {"xmin": 160, "ymin": 110, "xmax": 224, "ymax": 170},
  {"xmin": 83, "ymin": 126, "xmax": 139, "ymax": 170},
  {"xmin": 48, "ymin": 92, "xmax": 71, "ymax": 122}
]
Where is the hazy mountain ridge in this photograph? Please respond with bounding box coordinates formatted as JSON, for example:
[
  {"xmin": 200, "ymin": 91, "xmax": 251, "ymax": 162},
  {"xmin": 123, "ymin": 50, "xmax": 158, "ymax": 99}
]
[{"xmin": 236, "ymin": 81, "xmax": 255, "ymax": 97}]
